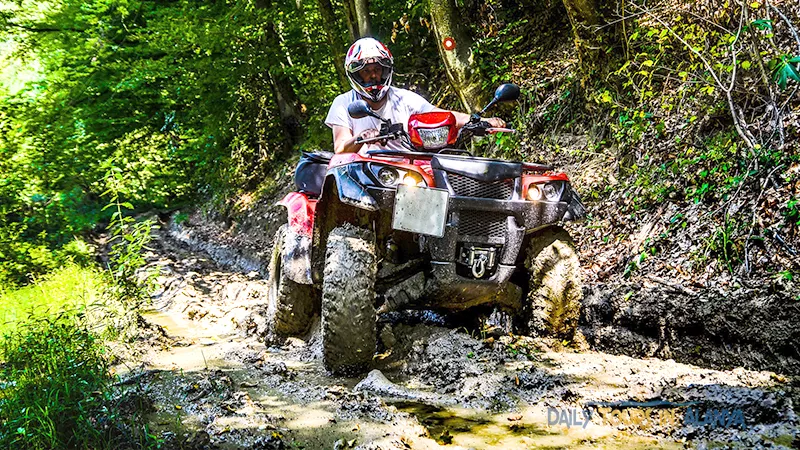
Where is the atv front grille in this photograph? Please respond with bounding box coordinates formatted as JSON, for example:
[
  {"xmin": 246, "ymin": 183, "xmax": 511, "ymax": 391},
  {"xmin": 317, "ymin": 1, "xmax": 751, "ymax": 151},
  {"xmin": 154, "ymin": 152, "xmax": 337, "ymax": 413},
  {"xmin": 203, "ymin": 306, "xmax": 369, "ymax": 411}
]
[
  {"xmin": 447, "ymin": 173, "xmax": 514, "ymax": 200},
  {"xmin": 458, "ymin": 210, "xmax": 508, "ymax": 239}
]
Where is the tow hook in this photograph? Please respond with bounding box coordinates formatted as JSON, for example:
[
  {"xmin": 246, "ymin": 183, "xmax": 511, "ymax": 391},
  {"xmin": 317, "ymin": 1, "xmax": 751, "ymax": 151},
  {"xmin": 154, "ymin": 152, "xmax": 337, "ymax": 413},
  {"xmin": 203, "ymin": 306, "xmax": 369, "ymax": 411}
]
[
  {"xmin": 472, "ymin": 255, "xmax": 487, "ymax": 278},
  {"xmin": 459, "ymin": 245, "xmax": 497, "ymax": 279}
]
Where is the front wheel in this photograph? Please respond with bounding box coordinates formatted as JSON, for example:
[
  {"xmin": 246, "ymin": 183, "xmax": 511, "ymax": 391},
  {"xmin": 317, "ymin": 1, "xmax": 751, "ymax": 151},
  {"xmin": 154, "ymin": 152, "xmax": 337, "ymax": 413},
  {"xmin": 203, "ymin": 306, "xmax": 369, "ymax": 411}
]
[
  {"xmin": 321, "ymin": 224, "xmax": 377, "ymax": 375},
  {"xmin": 524, "ymin": 226, "xmax": 582, "ymax": 339}
]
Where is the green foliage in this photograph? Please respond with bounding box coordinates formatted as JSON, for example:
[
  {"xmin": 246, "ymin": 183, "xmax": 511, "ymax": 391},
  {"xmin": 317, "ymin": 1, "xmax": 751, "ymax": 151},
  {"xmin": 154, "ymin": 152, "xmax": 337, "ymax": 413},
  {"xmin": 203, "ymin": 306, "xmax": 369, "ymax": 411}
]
[
  {"xmin": 102, "ymin": 170, "xmax": 156, "ymax": 309},
  {"xmin": 0, "ymin": 312, "xmax": 111, "ymax": 449},
  {"xmin": 0, "ymin": 310, "xmax": 162, "ymax": 449},
  {"xmin": 0, "ymin": 265, "xmax": 105, "ymax": 337},
  {"xmin": 776, "ymin": 270, "xmax": 794, "ymax": 281},
  {"xmin": 705, "ymin": 221, "xmax": 742, "ymax": 275},
  {"xmin": 785, "ymin": 197, "xmax": 800, "ymax": 226},
  {"xmin": 772, "ymin": 55, "xmax": 800, "ymax": 90},
  {"xmin": 749, "ymin": 19, "xmax": 773, "ymax": 31},
  {"xmin": 473, "ymin": 19, "xmax": 529, "ymax": 89},
  {"xmin": 173, "ymin": 212, "xmax": 189, "ymax": 225},
  {"xmin": 622, "ymin": 131, "xmax": 743, "ymax": 209}
]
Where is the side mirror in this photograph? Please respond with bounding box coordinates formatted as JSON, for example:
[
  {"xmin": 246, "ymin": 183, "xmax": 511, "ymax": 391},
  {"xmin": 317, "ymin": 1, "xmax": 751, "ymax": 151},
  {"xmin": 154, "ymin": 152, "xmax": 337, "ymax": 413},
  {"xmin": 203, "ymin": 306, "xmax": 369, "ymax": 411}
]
[
  {"xmin": 479, "ymin": 83, "xmax": 520, "ymax": 114},
  {"xmin": 347, "ymin": 100, "xmax": 380, "ymax": 120},
  {"xmin": 493, "ymin": 83, "xmax": 520, "ymax": 103}
]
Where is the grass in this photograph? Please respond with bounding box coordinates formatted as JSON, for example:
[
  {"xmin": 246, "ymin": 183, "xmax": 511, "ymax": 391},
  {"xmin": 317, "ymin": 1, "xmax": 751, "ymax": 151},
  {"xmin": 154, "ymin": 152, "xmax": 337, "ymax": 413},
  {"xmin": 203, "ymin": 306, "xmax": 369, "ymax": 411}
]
[
  {"xmin": 0, "ymin": 311, "xmax": 113, "ymax": 449},
  {"xmin": 0, "ymin": 264, "xmax": 162, "ymax": 449},
  {"xmin": 0, "ymin": 265, "xmax": 106, "ymax": 337}
]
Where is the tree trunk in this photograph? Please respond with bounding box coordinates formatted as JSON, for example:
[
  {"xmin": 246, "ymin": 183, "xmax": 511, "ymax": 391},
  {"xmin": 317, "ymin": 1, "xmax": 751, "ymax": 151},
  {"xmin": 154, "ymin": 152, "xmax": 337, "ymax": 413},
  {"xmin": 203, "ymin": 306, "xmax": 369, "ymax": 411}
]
[
  {"xmin": 561, "ymin": 0, "xmax": 605, "ymax": 78},
  {"xmin": 353, "ymin": 0, "xmax": 371, "ymax": 38},
  {"xmin": 428, "ymin": 0, "xmax": 484, "ymax": 113},
  {"xmin": 316, "ymin": 0, "xmax": 350, "ymax": 90},
  {"xmin": 255, "ymin": 0, "xmax": 303, "ymax": 146},
  {"xmin": 268, "ymin": 72, "xmax": 303, "ymax": 145},
  {"xmin": 342, "ymin": 0, "xmax": 358, "ymax": 41},
  {"xmin": 293, "ymin": 0, "xmax": 313, "ymax": 57}
]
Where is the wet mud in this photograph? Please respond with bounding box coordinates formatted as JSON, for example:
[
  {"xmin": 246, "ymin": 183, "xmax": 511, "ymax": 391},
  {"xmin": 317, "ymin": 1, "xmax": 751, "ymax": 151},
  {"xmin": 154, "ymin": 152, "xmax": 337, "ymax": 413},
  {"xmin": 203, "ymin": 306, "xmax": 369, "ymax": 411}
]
[{"xmin": 113, "ymin": 218, "xmax": 799, "ymax": 449}]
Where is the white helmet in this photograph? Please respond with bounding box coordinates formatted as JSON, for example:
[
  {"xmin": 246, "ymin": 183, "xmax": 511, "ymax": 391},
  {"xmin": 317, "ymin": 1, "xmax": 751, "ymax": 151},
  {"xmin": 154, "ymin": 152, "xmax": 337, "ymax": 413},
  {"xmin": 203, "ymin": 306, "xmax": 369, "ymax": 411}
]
[{"xmin": 344, "ymin": 37, "xmax": 394, "ymax": 102}]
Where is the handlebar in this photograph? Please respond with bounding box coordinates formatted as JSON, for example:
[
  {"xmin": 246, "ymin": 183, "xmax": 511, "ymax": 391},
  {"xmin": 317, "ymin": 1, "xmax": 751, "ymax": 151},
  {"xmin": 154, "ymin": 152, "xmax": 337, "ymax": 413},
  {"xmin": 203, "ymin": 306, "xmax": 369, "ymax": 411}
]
[
  {"xmin": 355, "ymin": 136, "xmax": 387, "ymax": 144},
  {"xmin": 355, "ymin": 122, "xmax": 516, "ymax": 149},
  {"xmin": 487, "ymin": 127, "xmax": 516, "ymax": 134},
  {"xmin": 459, "ymin": 121, "xmax": 515, "ymax": 138},
  {"xmin": 355, "ymin": 130, "xmax": 403, "ymax": 145}
]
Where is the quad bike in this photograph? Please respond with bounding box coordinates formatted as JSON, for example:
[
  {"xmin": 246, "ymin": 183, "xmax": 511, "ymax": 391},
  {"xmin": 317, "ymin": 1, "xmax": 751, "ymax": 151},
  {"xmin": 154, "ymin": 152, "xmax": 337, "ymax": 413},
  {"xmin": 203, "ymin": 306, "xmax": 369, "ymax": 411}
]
[{"xmin": 269, "ymin": 84, "xmax": 586, "ymax": 375}]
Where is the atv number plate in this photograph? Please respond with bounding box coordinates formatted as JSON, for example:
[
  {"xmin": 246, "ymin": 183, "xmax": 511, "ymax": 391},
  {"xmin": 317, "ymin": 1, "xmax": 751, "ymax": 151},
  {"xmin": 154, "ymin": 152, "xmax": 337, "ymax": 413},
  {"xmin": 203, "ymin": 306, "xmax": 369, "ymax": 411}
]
[{"xmin": 392, "ymin": 185, "xmax": 450, "ymax": 238}]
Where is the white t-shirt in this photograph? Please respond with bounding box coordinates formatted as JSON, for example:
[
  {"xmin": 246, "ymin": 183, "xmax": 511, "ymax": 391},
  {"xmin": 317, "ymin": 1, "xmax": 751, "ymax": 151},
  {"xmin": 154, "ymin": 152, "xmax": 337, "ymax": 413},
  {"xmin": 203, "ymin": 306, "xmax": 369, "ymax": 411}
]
[{"xmin": 325, "ymin": 87, "xmax": 436, "ymax": 152}]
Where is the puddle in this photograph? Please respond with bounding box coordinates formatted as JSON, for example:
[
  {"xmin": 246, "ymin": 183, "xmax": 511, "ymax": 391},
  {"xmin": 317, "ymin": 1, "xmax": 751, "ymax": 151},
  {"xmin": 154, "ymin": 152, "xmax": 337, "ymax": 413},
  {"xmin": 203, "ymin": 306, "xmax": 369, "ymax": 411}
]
[{"xmin": 393, "ymin": 401, "xmax": 685, "ymax": 449}]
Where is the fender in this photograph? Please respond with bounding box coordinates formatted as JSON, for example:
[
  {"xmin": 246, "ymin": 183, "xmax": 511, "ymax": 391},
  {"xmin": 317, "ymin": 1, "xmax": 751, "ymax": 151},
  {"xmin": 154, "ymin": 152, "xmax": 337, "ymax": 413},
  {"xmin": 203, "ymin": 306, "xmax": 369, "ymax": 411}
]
[
  {"xmin": 328, "ymin": 165, "xmax": 379, "ymax": 211},
  {"xmin": 562, "ymin": 184, "xmax": 586, "ymax": 221},
  {"xmin": 276, "ymin": 192, "xmax": 316, "ymax": 285}
]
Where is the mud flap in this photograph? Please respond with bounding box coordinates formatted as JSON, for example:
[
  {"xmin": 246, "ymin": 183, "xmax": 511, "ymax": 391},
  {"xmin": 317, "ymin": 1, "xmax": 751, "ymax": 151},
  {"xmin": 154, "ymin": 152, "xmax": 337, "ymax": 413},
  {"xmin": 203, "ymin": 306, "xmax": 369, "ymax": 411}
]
[
  {"xmin": 281, "ymin": 229, "xmax": 313, "ymax": 285},
  {"xmin": 277, "ymin": 192, "xmax": 315, "ymax": 285}
]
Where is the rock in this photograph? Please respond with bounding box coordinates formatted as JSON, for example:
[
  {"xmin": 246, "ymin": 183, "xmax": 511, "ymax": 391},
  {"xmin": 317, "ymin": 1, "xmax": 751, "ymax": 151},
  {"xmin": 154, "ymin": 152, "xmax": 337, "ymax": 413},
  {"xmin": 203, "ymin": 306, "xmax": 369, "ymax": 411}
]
[
  {"xmin": 260, "ymin": 361, "xmax": 289, "ymax": 376},
  {"xmin": 184, "ymin": 430, "xmax": 212, "ymax": 449},
  {"xmin": 354, "ymin": 370, "xmax": 456, "ymax": 406},
  {"xmin": 283, "ymin": 337, "xmax": 306, "ymax": 349}
]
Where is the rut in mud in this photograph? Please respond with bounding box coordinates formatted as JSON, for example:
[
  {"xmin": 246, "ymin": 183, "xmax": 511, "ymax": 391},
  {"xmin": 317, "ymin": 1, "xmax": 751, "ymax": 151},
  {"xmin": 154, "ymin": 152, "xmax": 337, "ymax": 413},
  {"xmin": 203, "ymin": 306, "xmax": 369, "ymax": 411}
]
[{"xmin": 114, "ymin": 217, "xmax": 799, "ymax": 449}]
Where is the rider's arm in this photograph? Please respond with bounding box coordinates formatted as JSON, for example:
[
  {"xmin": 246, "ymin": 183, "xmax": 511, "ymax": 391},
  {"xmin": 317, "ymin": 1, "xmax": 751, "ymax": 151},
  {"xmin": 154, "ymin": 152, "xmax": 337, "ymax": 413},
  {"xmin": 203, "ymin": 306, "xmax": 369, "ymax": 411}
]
[{"xmin": 332, "ymin": 125, "xmax": 381, "ymax": 154}]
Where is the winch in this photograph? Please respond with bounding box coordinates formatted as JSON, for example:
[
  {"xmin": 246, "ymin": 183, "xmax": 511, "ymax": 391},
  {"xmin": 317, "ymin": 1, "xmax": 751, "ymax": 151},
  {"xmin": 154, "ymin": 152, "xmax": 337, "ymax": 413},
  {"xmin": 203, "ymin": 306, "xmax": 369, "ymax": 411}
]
[{"xmin": 458, "ymin": 245, "xmax": 498, "ymax": 279}]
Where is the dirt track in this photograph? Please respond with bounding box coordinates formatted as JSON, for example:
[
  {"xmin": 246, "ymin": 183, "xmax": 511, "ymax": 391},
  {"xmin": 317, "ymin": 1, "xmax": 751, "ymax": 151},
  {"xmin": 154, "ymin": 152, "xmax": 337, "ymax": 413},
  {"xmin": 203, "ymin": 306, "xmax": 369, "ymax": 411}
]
[{"xmin": 113, "ymin": 218, "xmax": 799, "ymax": 449}]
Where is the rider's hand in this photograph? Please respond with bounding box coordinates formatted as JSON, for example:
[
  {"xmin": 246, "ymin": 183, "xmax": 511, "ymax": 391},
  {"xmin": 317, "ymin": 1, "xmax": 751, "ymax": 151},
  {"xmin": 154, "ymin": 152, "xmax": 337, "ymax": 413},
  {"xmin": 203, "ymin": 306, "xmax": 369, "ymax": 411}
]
[
  {"xmin": 358, "ymin": 128, "xmax": 387, "ymax": 146},
  {"xmin": 358, "ymin": 129, "xmax": 380, "ymax": 141},
  {"xmin": 483, "ymin": 117, "xmax": 506, "ymax": 128}
]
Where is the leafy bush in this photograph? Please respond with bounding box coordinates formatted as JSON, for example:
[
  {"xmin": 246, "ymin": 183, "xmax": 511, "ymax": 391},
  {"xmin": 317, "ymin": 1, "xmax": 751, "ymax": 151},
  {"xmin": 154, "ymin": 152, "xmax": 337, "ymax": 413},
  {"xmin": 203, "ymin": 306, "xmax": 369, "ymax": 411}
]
[
  {"xmin": 57, "ymin": 238, "xmax": 97, "ymax": 267},
  {"xmin": 785, "ymin": 197, "xmax": 800, "ymax": 226},
  {"xmin": 103, "ymin": 170, "xmax": 157, "ymax": 311},
  {"xmin": 0, "ymin": 265, "xmax": 105, "ymax": 337},
  {"xmin": 0, "ymin": 313, "xmax": 112, "ymax": 450}
]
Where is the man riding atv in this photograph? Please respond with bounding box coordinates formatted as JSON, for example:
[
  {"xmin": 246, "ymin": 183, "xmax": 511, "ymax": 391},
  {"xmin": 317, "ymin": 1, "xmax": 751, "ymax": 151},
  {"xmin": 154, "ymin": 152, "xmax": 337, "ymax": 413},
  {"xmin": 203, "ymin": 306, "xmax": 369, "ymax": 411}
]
[
  {"xmin": 325, "ymin": 37, "xmax": 506, "ymax": 154},
  {"xmin": 269, "ymin": 37, "xmax": 586, "ymax": 375}
]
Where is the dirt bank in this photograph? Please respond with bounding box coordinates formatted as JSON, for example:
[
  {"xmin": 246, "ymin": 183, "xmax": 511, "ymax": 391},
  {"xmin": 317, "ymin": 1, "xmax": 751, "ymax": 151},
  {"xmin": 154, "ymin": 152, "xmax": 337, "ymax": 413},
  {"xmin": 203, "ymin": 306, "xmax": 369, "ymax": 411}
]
[{"xmin": 581, "ymin": 282, "xmax": 800, "ymax": 375}]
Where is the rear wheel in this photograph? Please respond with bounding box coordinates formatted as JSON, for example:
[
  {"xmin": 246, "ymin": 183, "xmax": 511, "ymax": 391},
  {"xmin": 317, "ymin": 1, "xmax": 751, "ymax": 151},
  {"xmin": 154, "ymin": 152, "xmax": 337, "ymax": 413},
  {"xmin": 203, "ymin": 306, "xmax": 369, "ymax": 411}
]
[
  {"xmin": 525, "ymin": 226, "xmax": 582, "ymax": 339},
  {"xmin": 268, "ymin": 225, "xmax": 316, "ymax": 338},
  {"xmin": 321, "ymin": 225, "xmax": 377, "ymax": 375}
]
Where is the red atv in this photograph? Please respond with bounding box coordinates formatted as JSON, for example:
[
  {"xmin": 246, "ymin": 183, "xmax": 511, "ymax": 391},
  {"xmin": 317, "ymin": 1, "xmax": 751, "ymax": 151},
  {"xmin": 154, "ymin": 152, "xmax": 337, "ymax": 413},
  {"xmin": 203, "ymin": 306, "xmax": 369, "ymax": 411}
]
[{"xmin": 270, "ymin": 84, "xmax": 585, "ymax": 374}]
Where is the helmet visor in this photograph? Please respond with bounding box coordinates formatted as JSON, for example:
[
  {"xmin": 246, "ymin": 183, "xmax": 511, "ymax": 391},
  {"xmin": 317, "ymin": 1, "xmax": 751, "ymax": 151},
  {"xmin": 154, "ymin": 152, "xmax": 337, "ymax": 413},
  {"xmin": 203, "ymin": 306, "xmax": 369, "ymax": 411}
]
[
  {"xmin": 351, "ymin": 63, "xmax": 392, "ymax": 88},
  {"xmin": 346, "ymin": 57, "xmax": 392, "ymax": 74}
]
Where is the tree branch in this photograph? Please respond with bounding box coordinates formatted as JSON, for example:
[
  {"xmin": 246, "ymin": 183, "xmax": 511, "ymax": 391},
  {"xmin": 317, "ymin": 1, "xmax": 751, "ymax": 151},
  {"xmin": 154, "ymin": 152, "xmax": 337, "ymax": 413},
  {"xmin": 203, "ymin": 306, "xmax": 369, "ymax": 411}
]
[
  {"xmin": 768, "ymin": 3, "xmax": 800, "ymax": 54},
  {"xmin": 5, "ymin": 22, "xmax": 87, "ymax": 33}
]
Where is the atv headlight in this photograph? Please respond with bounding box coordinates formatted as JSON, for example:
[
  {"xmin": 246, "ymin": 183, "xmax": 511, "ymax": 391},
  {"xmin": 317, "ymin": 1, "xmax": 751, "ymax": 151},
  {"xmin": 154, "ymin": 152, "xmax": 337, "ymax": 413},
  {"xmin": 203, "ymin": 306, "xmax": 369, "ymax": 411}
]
[
  {"xmin": 526, "ymin": 184, "xmax": 542, "ymax": 201},
  {"xmin": 402, "ymin": 173, "xmax": 425, "ymax": 187},
  {"xmin": 527, "ymin": 181, "xmax": 564, "ymax": 201},
  {"xmin": 417, "ymin": 126, "xmax": 450, "ymax": 150},
  {"xmin": 544, "ymin": 181, "xmax": 565, "ymax": 201},
  {"xmin": 543, "ymin": 183, "xmax": 558, "ymax": 201},
  {"xmin": 377, "ymin": 167, "xmax": 400, "ymax": 186},
  {"xmin": 369, "ymin": 164, "xmax": 427, "ymax": 188}
]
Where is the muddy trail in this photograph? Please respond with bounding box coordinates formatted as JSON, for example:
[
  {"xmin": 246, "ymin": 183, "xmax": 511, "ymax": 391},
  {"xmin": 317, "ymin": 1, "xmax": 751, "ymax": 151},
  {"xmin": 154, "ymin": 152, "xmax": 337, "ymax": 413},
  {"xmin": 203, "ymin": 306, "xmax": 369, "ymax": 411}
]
[{"xmin": 114, "ymin": 220, "xmax": 800, "ymax": 449}]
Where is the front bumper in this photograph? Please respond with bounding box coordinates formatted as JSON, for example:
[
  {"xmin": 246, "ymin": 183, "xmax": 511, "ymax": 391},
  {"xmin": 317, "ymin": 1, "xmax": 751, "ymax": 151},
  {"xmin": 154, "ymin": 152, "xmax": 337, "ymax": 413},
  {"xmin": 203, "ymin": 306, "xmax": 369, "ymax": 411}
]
[{"xmin": 368, "ymin": 186, "xmax": 569, "ymax": 268}]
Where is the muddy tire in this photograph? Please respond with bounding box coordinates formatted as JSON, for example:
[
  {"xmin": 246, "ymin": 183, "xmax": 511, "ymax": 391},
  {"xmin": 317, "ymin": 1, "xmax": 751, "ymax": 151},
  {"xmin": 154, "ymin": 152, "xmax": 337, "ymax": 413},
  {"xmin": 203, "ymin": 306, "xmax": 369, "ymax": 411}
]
[
  {"xmin": 321, "ymin": 225, "xmax": 377, "ymax": 375},
  {"xmin": 268, "ymin": 225, "xmax": 316, "ymax": 338},
  {"xmin": 525, "ymin": 226, "xmax": 582, "ymax": 339}
]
